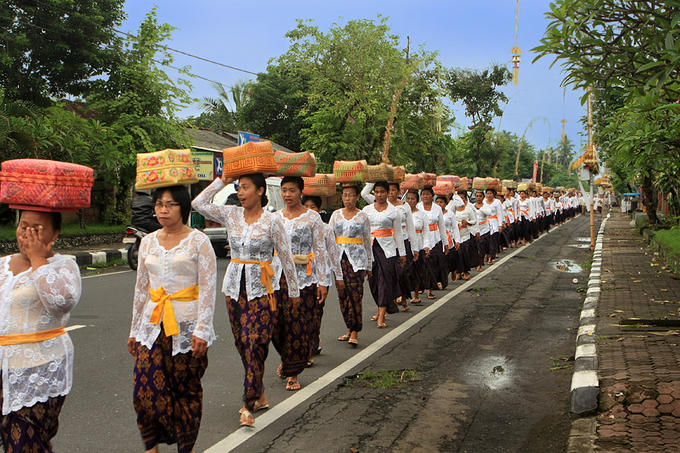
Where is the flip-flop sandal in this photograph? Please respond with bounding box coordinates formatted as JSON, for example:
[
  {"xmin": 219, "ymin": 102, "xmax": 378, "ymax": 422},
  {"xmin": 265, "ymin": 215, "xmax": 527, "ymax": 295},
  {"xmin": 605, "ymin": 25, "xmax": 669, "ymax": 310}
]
[
  {"xmin": 411, "ymin": 299, "xmax": 422, "ymax": 304},
  {"xmin": 377, "ymin": 323, "xmax": 387, "ymax": 329},
  {"xmin": 401, "ymin": 305, "xmax": 410, "ymax": 312},
  {"xmin": 240, "ymin": 409, "xmax": 255, "ymax": 427},
  {"xmin": 427, "ymin": 293, "xmax": 436, "ymax": 300},
  {"xmin": 348, "ymin": 338, "xmax": 358, "ymax": 347},
  {"xmin": 370, "ymin": 314, "xmax": 379, "ymax": 321},
  {"xmin": 286, "ymin": 379, "xmax": 301, "ymax": 391},
  {"xmin": 253, "ymin": 401, "xmax": 269, "ymax": 412},
  {"xmin": 338, "ymin": 334, "xmax": 350, "ymax": 341}
]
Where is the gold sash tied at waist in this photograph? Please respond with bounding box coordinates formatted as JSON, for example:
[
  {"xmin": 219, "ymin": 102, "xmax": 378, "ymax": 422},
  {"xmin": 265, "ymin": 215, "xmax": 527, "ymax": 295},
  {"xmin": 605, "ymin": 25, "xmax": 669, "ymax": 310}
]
[
  {"xmin": 231, "ymin": 258, "xmax": 277, "ymax": 311},
  {"xmin": 149, "ymin": 285, "xmax": 199, "ymax": 336}
]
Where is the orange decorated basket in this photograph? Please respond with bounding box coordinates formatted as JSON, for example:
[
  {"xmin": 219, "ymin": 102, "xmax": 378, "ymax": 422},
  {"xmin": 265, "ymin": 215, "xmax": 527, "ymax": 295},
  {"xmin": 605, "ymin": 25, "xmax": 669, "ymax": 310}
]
[
  {"xmin": 0, "ymin": 159, "xmax": 94, "ymax": 212},
  {"xmin": 303, "ymin": 174, "xmax": 337, "ymax": 197},
  {"xmin": 274, "ymin": 150, "xmax": 316, "ymax": 177},
  {"xmin": 222, "ymin": 141, "xmax": 278, "ymax": 178}
]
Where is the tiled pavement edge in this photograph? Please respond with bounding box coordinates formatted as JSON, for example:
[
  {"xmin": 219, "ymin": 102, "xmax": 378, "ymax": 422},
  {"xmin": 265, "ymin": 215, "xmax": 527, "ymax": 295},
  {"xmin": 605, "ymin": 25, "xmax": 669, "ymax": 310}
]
[
  {"xmin": 62, "ymin": 248, "xmax": 129, "ymax": 266},
  {"xmin": 570, "ymin": 212, "xmax": 609, "ymax": 415},
  {"xmin": 569, "ymin": 212, "xmax": 680, "ymax": 452}
]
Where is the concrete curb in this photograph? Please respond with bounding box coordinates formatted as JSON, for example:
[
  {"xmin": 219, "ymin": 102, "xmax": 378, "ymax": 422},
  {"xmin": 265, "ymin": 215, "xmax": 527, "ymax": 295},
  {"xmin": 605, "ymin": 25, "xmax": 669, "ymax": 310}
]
[
  {"xmin": 569, "ymin": 212, "xmax": 609, "ymax": 415},
  {"xmin": 62, "ymin": 248, "xmax": 128, "ymax": 266}
]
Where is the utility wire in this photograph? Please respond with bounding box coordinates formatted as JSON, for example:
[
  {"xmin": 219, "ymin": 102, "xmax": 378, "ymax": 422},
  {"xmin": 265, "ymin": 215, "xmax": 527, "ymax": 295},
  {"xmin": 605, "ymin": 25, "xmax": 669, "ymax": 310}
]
[{"xmin": 18, "ymin": 0, "xmax": 260, "ymax": 76}]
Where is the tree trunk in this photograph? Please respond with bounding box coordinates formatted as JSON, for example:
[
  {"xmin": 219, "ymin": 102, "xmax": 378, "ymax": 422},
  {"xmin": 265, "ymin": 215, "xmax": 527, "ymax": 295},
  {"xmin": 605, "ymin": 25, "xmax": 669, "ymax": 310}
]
[{"xmin": 641, "ymin": 173, "xmax": 658, "ymax": 225}]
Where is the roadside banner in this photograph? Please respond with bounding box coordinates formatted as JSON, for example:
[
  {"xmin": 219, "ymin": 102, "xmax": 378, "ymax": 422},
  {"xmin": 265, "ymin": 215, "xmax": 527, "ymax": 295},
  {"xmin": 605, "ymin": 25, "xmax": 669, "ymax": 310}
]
[{"xmin": 192, "ymin": 151, "xmax": 215, "ymax": 180}]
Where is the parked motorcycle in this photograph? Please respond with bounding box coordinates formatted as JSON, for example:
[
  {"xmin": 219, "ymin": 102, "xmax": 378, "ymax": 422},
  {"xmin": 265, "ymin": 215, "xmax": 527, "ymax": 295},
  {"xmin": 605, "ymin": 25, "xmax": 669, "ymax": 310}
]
[{"xmin": 123, "ymin": 226, "xmax": 148, "ymax": 271}]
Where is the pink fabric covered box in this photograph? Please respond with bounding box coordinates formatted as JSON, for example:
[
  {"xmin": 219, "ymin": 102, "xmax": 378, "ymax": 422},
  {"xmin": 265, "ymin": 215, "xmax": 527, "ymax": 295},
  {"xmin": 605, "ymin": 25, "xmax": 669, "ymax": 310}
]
[{"xmin": 0, "ymin": 159, "xmax": 94, "ymax": 212}]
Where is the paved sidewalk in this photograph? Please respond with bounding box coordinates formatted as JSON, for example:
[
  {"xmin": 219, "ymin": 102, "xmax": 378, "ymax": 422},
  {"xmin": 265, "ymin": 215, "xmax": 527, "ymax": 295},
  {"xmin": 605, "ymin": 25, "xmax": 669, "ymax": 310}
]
[{"xmin": 595, "ymin": 212, "xmax": 680, "ymax": 452}]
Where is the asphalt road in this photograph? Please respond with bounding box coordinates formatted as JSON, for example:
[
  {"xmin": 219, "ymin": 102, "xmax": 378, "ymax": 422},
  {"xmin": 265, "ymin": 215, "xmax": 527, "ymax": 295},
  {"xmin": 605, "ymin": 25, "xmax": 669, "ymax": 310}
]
[{"xmin": 52, "ymin": 214, "xmax": 598, "ymax": 452}]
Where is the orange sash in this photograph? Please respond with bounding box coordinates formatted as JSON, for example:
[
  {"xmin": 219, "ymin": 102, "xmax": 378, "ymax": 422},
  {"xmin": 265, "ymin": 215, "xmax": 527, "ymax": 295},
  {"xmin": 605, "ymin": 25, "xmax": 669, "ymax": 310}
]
[
  {"xmin": 0, "ymin": 327, "xmax": 66, "ymax": 346},
  {"xmin": 231, "ymin": 258, "xmax": 276, "ymax": 311},
  {"xmin": 371, "ymin": 229, "xmax": 394, "ymax": 238}
]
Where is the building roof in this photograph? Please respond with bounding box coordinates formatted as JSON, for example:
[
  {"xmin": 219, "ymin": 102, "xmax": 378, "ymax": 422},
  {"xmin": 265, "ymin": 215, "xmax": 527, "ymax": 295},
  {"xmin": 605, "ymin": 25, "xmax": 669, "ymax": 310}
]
[
  {"xmin": 187, "ymin": 128, "xmax": 237, "ymax": 151},
  {"xmin": 187, "ymin": 128, "xmax": 296, "ymax": 153}
]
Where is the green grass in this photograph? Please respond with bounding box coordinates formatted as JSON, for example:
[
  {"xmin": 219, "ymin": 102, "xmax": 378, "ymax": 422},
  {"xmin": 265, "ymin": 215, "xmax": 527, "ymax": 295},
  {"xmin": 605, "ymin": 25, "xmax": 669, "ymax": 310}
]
[
  {"xmin": 655, "ymin": 226, "xmax": 680, "ymax": 258},
  {"xmin": 0, "ymin": 223, "xmax": 126, "ymax": 241},
  {"xmin": 80, "ymin": 258, "xmax": 129, "ymax": 275},
  {"xmin": 343, "ymin": 369, "xmax": 422, "ymax": 389}
]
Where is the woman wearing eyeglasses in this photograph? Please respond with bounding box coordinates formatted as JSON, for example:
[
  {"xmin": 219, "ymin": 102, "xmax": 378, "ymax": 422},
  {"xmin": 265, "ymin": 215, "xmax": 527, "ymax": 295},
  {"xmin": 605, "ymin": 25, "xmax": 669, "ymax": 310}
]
[{"xmin": 128, "ymin": 185, "xmax": 217, "ymax": 453}]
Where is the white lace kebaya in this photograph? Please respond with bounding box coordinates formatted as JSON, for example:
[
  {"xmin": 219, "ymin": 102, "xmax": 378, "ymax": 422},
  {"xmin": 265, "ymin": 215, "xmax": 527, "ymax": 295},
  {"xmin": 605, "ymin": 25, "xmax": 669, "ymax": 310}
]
[
  {"xmin": 361, "ymin": 203, "xmax": 406, "ymax": 258},
  {"xmin": 321, "ymin": 223, "xmax": 343, "ymax": 283},
  {"xmin": 129, "ymin": 229, "xmax": 217, "ymax": 356},
  {"xmin": 329, "ymin": 209, "xmax": 373, "ymax": 272},
  {"xmin": 410, "ymin": 209, "xmax": 426, "ymax": 252},
  {"xmin": 416, "ymin": 202, "xmax": 447, "ymax": 251},
  {"xmin": 0, "ymin": 254, "xmax": 81, "ymax": 415},
  {"xmin": 191, "ymin": 178, "xmax": 300, "ymax": 300},
  {"xmin": 274, "ymin": 209, "xmax": 330, "ymax": 289}
]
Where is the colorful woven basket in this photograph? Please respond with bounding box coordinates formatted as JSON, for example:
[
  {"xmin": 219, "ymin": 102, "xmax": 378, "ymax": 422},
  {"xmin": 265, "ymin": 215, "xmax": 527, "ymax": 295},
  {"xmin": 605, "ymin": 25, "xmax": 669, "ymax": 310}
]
[
  {"xmin": 222, "ymin": 141, "xmax": 278, "ymax": 178},
  {"xmin": 0, "ymin": 159, "xmax": 94, "ymax": 212},
  {"xmin": 136, "ymin": 149, "xmax": 199, "ymax": 190},
  {"xmin": 274, "ymin": 151, "xmax": 316, "ymax": 177},
  {"xmin": 401, "ymin": 173, "xmax": 424, "ymax": 190},
  {"xmin": 433, "ymin": 181, "xmax": 454, "ymax": 197},
  {"xmin": 333, "ymin": 160, "xmax": 367, "ymax": 183},
  {"xmin": 422, "ymin": 173, "xmax": 437, "ymax": 187},
  {"xmin": 391, "ymin": 165, "xmax": 406, "ymax": 183},
  {"xmin": 366, "ymin": 163, "xmax": 394, "ymax": 183},
  {"xmin": 302, "ymin": 174, "xmax": 337, "ymax": 197}
]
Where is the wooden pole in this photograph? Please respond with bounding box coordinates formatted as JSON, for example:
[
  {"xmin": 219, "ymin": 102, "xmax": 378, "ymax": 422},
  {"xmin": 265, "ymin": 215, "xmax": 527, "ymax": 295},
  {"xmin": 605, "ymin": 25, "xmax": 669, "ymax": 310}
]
[
  {"xmin": 514, "ymin": 133, "xmax": 525, "ymax": 177},
  {"xmin": 587, "ymin": 88, "xmax": 595, "ymax": 251}
]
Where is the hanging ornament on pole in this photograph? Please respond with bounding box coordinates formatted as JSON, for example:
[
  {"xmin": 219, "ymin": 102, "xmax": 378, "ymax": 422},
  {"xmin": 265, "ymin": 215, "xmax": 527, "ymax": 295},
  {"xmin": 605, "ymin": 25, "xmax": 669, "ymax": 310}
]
[{"xmin": 511, "ymin": 0, "xmax": 521, "ymax": 85}]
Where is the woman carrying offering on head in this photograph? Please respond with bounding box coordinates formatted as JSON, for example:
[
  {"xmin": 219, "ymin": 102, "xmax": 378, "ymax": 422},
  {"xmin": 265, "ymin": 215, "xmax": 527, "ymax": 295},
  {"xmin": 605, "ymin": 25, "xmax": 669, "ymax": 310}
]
[
  {"xmin": 362, "ymin": 181, "xmax": 406, "ymax": 328},
  {"xmin": 329, "ymin": 184, "xmax": 372, "ymax": 346},
  {"xmin": 129, "ymin": 185, "xmax": 216, "ymax": 451},
  {"xmin": 192, "ymin": 174, "xmax": 299, "ymax": 427},
  {"xmin": 0, "ymin": 210, "xmax": 80, "ymax": 453},
  {"xmin": 271, "ymin": 176, "xmax": 332, "ymax": 392}
]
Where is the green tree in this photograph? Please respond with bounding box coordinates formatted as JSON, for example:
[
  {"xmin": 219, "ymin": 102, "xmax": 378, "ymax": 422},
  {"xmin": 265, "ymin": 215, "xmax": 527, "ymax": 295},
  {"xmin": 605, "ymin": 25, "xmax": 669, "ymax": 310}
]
[
  {"xmin": 87, "ymin": 9, "xmax": 193, "ymax": 223},
  {"xmin": 240, "ymin": 63, "xmax": 310, "ymax": 152},
  {"xmin": 390, "ymin": 60, "xmax": 456, "ymax": 173},
  {"xmin": 444, "ymin": 64, "xmax": 512, "ymax": 176},
  {"xmin": 533, "ymin": 0, "xmax": 680, "ymax": 224},
  {"xmin": 282, "ymin": 17, "xmax": 413, "ymax": 169},
  {"xmin": 195, "ymin": 81, "xmax": 251, "ymax": 133},
  {"xmin": 0, "ymin": 0, "xmax": 125, "ymax": 106}
]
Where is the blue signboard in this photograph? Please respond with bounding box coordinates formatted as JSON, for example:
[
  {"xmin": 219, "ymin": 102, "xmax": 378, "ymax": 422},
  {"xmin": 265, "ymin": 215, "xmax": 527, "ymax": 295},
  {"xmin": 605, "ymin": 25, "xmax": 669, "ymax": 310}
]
[
  {"xmin": 238, "ymin": 131, "xmax": 261, "ymax": 145},
  {"xmin": 214, "ymin": 154, "xmax": 223, "ymax": 176}
]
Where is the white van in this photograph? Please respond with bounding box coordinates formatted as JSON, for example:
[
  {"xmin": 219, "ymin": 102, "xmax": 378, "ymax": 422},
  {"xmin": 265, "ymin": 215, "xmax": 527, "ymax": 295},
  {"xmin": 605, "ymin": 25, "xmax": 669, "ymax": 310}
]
[{"xmin": 201, "ymin": 176, "xmax": 283, "ymax": 257}]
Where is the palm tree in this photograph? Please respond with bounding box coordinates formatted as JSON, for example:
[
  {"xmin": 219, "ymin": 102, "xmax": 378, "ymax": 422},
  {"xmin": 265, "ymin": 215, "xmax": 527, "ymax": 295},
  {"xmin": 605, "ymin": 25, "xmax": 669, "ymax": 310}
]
[
  {"xmin": 201, "ymin": 81, "xmax": 252, "ymax": 133},
  {"xmin": 556, "ymin": 136, "xmax": 574, "ymax": 168}
]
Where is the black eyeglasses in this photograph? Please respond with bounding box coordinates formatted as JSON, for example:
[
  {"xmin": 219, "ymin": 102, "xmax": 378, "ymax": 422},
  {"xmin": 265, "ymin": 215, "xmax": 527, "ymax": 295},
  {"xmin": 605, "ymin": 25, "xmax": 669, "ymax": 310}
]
[{"xmin": 154, "ymin": 201, "xmax": 180, "ymax": 209}]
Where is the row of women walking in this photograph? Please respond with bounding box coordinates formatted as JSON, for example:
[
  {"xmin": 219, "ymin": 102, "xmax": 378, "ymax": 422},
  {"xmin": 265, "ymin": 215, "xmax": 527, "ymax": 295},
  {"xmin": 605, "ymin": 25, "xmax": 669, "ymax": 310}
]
[{"xmin": 0, "ymin": 171, "xmax": 581, "ymax": 452}]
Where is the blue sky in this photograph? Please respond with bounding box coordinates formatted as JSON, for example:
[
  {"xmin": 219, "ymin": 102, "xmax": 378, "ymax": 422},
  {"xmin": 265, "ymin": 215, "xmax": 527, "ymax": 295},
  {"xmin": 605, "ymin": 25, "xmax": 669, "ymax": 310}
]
[{"xmin": 122, "ymin": 0, "xmax": 586, "ymax": 152}]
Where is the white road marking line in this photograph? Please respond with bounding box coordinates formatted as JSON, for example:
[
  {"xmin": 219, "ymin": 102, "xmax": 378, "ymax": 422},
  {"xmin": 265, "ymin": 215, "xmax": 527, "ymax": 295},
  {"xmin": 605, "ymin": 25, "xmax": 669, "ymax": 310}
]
[
  {"xmin": 205, "ymin": 217, "xmax": 578, "ymax": 452},
  {"xmin": 65, "ymin": 325, "xmax": 88, "ymax": 332},
  {"xmin": 82, "ymin": 269, "xmax": 133, "ymax": 279}
]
